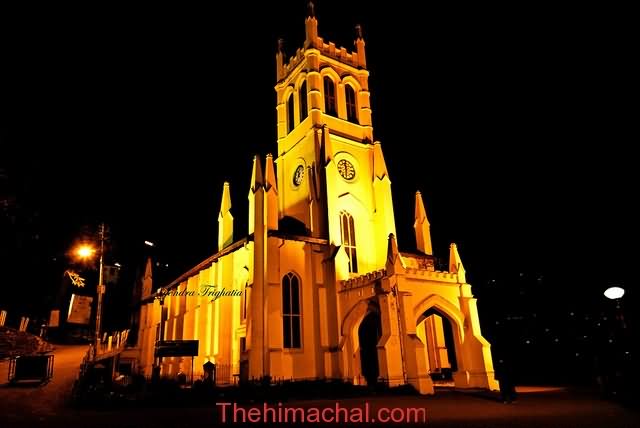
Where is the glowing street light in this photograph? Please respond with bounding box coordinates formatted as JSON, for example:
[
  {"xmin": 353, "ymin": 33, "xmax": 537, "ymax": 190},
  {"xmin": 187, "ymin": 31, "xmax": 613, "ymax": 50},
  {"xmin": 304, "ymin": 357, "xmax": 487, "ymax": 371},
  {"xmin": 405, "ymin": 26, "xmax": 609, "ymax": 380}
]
[
  {"xmin": 604, "ymin": 286, "xmax": 625, "ymax": 300},
  {"xmin": 75, "ymin": 245, "xmax": 96, "ymax": 259},
  {"xmin": 144, "ymin": 240, "xmax": 155, "ymax": 247},
  {"xmin": 71, "ymin": 225, "xmax": 106, "ymax": 357}
]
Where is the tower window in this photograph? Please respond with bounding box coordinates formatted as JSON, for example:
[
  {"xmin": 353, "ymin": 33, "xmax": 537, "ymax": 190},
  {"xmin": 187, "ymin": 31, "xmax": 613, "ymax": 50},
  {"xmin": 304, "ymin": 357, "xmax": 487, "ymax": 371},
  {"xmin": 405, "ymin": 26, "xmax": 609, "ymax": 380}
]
[
  {"xmin": 324, "ymin": 76, "xmax": 336, "ymax": 116},
  {"xmin": 287, "ymin": 93, "xmax": 295, "ymax": 133},
  {"xmin": 345, "ymin": 84, "xmax": 357, "ymax": 123},
  {"xmin": 282, "ymin": 272, "xmax": 301, "ymax": 349},
  {"xmin": 299, "ymin": 80, "xmax": 308, "ymax": 122},
  {"xmin": 340, "ymin": 211, "xmax": 358, "ymax": 273}
]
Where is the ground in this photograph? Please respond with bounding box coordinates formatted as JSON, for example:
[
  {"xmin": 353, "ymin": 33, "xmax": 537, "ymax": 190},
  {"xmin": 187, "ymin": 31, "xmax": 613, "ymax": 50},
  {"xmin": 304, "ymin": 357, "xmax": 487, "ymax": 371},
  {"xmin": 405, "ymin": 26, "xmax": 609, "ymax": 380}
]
[
  {"xmin": 0, "ymin": 344, "xmax": 87, "ymax": 425},
  {"xmin": 1, "ymin": 346, "xmax": 638, "ymax": 427}
]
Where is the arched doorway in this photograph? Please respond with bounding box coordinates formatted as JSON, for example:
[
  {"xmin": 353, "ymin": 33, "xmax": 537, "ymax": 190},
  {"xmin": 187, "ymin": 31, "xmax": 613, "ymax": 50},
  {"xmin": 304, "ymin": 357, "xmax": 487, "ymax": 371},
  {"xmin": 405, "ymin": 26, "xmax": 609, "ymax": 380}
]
[
  {"xmin": 417, "ymin": 308, "xmax": 458, "ymax": 382},
  {"xmin": 358, "ymin": 307, "xmax": 382, "ymax": 386}
]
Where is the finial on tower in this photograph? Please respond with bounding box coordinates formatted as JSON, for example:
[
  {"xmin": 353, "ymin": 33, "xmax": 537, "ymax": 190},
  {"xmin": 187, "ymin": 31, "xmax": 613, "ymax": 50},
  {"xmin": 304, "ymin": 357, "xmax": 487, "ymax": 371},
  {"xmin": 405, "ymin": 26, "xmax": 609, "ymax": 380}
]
[
  {"xmin": 276, "ymin": 38, "xmax": 286, "ymax": 81},
  {"xmin": 304, "ymin": 1, "xmax": 319, "ymax": 48},
  {"xmin": 449, "ymin": 243, "xmax": 467, "ymax": 283},
  {"xmin": 218, "ymin": 182, "xmax": 234, "ymax": 250},
  {"xmin": 250, "ymin": 155, "xmax": 264, "ymax": 193},
  {"xmin": 354, "ymin": 23, "xmax": 367, "ymax": 68},
  {"xmin": 220, "ymin": 182, "xmax": 232, "ymax": 216},
  {"xmin": 264, "ymin": 154, "xmax": 277, "ymax": 192},
  {"xmin": 385, "ymin": 233, "xmax": 405, "ymax": 276}
]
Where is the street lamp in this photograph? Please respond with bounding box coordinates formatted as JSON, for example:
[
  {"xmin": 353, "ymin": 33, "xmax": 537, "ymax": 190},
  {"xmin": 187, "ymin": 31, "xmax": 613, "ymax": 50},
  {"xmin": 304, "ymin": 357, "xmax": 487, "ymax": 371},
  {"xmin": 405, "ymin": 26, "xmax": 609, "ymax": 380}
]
[
  {"xmin": 604, "ymin": 286, "xmax": 626, "ymax": 330},
  {"xmin": 76, "ymin": 245, "xmax": 96, "ymax": 259},
  {"xmin": 95, "ymin": 223, "xmax": 106, "ymax": 353},
  {"xmin": 604, "ymin": 286, "xmax": 625, "ymax": 301},
  {"xmin": 72, "ymin": 223, "xmax": 106, "ymax": 357},
  {"xmin": 599, "ymin": 285, "xmax": 629, "ymax": 398}
]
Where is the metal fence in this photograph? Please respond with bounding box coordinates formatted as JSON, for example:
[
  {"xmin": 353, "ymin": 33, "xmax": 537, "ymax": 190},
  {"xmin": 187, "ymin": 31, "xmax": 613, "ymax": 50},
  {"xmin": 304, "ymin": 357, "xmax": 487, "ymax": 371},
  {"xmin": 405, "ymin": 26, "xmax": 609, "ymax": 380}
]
[{"xmin": 214, "ymin": 363, "xmax": 240, "ymax": 385}]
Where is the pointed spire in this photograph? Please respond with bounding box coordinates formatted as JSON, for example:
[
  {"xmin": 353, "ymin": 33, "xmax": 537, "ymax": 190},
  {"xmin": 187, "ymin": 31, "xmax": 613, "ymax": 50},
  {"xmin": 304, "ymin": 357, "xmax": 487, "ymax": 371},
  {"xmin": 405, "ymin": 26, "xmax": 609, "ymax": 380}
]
[
  {"xmin": 449, "ymin": 243, "xmax": 466, "ymax": 283},
  {"xmin": 373, "ymin": 141, "xmax": 388, "ymax": 179},
  {"xmin": 276, "ymin": 39, "xmax": 286, "ymax": 81},
  {"xmin": 219, "ymin": 182, "xmax": 232, "ymax": 216},
  {"xmin": 354, "ymin": 24, "xmax": 367, "ymax": 68},
  {"xmin": 264, "ymin": 154, "xmax": 277, "ymax": 192},
  {"xmin": 218, "ymin": 182, "xmax": 234, "ymax": 250},
  {"xmin": 141, "ymin": 256, "xmax": 153, "ymax": 299},
  {"xmin": 385, "ymin": 233, "xmax": 405, "ymax": 275},
  {"xmin": 387, "ymin": 233, "xmax": 400, "ymax": 262},
  {"xmin": 250, "ymin": 155, "xmax": 264, "ymax": 193},
  {"xmin": 414, "ymin": 191, "xmax": 433, "ymax": 255},
  {"xmin": 264, "ymin": 155, "xmax": 278, "ymax": 231},
  {"xmin": 305, "ymin": 1, "xmax": 319, "ymax": 48},
  {"xmin": 144, "ymin": 256, "xmax": 153, "ymax": 281}
]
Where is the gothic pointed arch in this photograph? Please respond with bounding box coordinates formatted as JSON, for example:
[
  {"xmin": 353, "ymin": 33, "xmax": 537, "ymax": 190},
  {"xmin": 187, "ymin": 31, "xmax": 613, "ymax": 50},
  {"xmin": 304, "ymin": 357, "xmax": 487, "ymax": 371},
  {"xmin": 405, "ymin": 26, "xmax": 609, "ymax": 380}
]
[{"xmin": 282, "ymin": 271, "xmax": 302, "ymax": 348}]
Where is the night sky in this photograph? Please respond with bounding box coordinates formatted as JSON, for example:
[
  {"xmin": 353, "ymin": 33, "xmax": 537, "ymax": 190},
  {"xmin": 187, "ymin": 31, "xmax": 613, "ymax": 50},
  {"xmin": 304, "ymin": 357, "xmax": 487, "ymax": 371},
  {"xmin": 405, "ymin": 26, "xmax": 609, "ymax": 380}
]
[{"xmin": 1, "ymin": 1, "xmax": 636, "ymax": 373}]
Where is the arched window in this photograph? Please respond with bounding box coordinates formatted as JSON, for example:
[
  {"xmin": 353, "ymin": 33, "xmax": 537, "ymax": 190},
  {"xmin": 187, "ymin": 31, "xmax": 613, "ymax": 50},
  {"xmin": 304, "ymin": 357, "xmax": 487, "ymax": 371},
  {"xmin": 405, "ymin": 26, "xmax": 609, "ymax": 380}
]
[
  {"xmin": 323, "ymin": 76, "xmax": 336, "ymax": 116},
  {"xmin": 299, "ymin": 80, "xmax": 308, "ymax": 122},
  {"xmin": 287, "ymin": 93, "xmax": 295, "ymax": 133},
  {"xmin": 340, "ymin": 211, "xmax": 358, "ymax": 273},
  {"xmin": 345, "ymin": 84, "xmax": 357, "ymax": 123},
  {"xmin": 282, "ymin": 272, "xmax": 301, "ymax": 348}
]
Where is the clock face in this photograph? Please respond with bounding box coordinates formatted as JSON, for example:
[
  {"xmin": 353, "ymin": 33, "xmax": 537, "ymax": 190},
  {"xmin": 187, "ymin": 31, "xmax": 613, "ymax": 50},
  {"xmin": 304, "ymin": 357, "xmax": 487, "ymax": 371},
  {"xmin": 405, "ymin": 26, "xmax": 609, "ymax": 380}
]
[
  {"xmin": 293, "ymin": 165, "xmax": 304, "ymax": 186},
  {"xmin": 337, "ymin": 159, "xmax": 356, "ymax": 180}
]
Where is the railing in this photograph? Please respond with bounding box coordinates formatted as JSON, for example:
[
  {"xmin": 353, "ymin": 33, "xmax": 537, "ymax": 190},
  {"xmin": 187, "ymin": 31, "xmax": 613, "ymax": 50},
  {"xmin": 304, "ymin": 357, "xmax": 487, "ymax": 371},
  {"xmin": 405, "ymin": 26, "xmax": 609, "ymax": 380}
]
[
  {"xmin": 91, "ymin": 329, "xmax": 130, "ymax": 361},
  {"xmin": 214, "ymin": 363, "xmax": 240, "ymax": 385}
]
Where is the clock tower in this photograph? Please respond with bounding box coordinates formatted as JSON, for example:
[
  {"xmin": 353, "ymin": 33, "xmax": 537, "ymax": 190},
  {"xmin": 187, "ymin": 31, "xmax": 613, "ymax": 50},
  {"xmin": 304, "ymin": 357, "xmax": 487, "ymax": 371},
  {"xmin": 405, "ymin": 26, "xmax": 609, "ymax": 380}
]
[{"xmin": 275, "ymin": 3, "xmax": 396, "ymax": 277}]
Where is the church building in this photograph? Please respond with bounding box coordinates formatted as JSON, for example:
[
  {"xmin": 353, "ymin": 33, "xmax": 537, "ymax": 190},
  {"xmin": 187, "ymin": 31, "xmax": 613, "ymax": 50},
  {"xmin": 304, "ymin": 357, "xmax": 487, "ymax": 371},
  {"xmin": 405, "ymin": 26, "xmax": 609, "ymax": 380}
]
[{"xmin": 133, "ymin": 5, "xmax": 498, "ymax": 394}]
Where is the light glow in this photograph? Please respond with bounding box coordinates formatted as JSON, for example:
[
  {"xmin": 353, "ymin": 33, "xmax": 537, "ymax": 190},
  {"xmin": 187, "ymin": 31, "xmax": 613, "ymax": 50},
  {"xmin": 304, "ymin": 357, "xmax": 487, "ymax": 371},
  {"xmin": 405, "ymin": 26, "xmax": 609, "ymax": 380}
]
[
  {"xmin": 604, "ymin": 286, "xmax": 625, "ymax": 300},
  {"xmin": 75, "ymin": 245, "xmax": 96, "ymax": 259}
]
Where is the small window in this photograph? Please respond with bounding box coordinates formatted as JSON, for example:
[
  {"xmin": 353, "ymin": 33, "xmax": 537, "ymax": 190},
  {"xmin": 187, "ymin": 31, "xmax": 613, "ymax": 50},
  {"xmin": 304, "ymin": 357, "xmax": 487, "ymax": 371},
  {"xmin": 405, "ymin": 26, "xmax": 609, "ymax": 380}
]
[
  {"xmin": 340, "ymin": 211, "xmax": 358, "ymax": 273},
  {"xmin": 287, "ymin": 93, "xmax": 295, "ymax": 133},
  {"xmin": 282, "ymin": 272, "xmax": 301, "ymax": 348},
  {"xmin": 324, "ymin": 76, "xmax": 336, "ymax": 116},
  {"xmin": 345, "ymin": 85, "xmax": 357, "ymax": 123},
  {"xmin": 299, "ymin": 80, "xmax": 308, "ymax": 122}
]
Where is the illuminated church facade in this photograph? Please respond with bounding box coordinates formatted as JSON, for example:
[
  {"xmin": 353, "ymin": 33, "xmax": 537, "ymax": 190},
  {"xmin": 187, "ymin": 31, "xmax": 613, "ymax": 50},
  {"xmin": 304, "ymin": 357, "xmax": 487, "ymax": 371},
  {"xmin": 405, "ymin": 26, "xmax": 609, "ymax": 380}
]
[{"xmin": 133, "ymin": 7, "xmax": 498, "ymax": 394}]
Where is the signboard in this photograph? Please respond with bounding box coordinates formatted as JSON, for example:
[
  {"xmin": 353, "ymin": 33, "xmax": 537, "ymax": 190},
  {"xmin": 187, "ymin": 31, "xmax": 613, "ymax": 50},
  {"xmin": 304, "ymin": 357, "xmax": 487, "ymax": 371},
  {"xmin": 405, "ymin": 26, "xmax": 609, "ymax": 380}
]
[
  {"xmin": 0, "ymin": 310, "xmax": 7, "ymax": 327},
  {"xmin": 67, "ymin": 294, "xmax": 93, "ymax": 324},
  {"xmin": 49, "ymin": 310, "xmax": 60, "ymax": 328},
  {"xmin": 155, "ymin": 340, "xmax": 199, "ymax": 357}
]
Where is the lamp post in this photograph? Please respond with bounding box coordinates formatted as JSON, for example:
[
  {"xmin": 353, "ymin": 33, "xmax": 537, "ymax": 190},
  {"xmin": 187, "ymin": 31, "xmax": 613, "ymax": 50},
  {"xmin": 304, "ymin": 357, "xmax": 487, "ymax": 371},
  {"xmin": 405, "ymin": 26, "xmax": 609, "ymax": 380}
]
[
  {"xmin": 604, "ymin": 286, "xmax": 626, "ymax": 329},
  {"xmin": 94, "ymin": 223, "xmax": 106, "ymax": 353},
  {"xmin": 598, "ymin": 284, "xmax": 629, "ymax": 399},
  {"xmin": 153, "ymin": 290, "xmax": 167, "ymax": 380},
  {"xmin": 74, "ymin": 222, "xmax": 107, "ymax": 358},
  {"xmin": 156, "ymin": 291, "xmax": 167, "ymax": 346}
]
